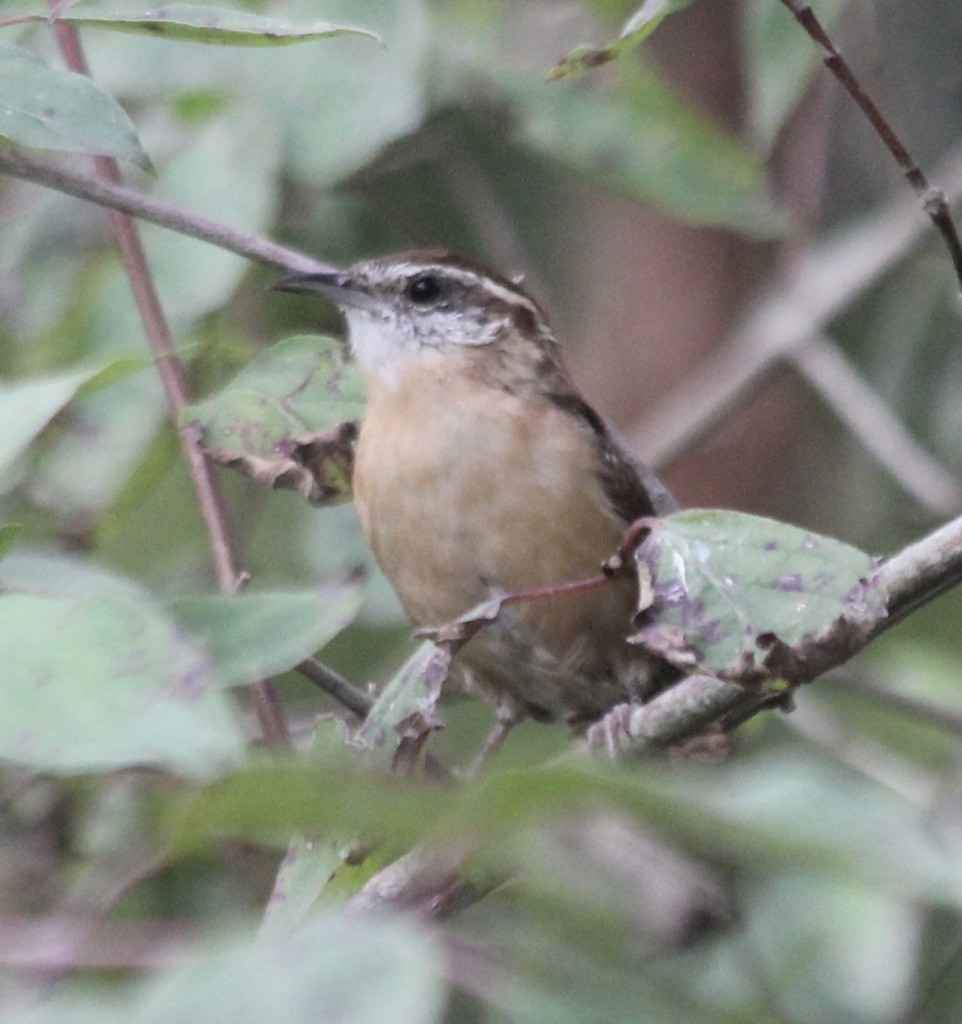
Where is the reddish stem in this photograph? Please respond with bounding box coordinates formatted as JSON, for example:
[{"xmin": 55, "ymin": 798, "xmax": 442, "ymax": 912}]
[{"xmin": 46, "ymin": 10, "xmax": 290, "ymax": 749}]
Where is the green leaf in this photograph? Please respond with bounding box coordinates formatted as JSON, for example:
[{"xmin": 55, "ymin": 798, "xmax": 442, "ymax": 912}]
[
  {"xmin": 257, "ymin": 0, "xmax": 427, "ymax": 186},
  {"xmin": 500, "ymin": 65, "xmax": 785, "ymax": 235},
  {"xmin": 3, "ymin": 908, "xmax": 446, "ymax": 1023},
  {"xmin": 628, "ymin": 510, "xmax": 888, "ymax": 684},
  {"xmin": 0, "ymin": 524, "xmax": 21, "ymax": 562},
  {"xmin": 0, "ymin": 44, "xmax": 150, "ymax": 168},
  {"xmin": 140, "ymin": 120, "xmax": 282, "ymax": 325},
  {"xmin": 46, "ymin": 5, "xmax": 380, "ymax": 47},
  {"xmin": 168, "ymin": 579, "xmax": 363, "ymax": 688},
  {"xmin": 742, "ymin": 0, "xmax": 850, "ymax": 151},
  {"xmin": 167, "ymin": 751, "xmax": 962, "ymax": 910},
  {"xmin": 136, "ymin": 912, "xmax": 444, "ymax": 1024},
  {"xmin": 261, "ymin": 834, "xmax": 350, "ymax": 938},
  {"xmin": 0, "ymin": 360, "xmax": 143, "ymax": 484},
  {"xmin": 182, "ymin": 335, "xmax": 364, "ymax": 506},
  {"xmin": 0, "ymin": 591, "xmax": 245, "ymax": 777},
  {"xmin": 352, "ymin": 641, "xmax": 449, "ymax": 767},
  {"xmin": 548, "ymin": 0, "xmax": 698, "ymax": 80}
]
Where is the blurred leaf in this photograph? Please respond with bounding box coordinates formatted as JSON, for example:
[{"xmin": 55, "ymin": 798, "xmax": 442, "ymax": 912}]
[
  {"xmin": 916, "ymin": 941, "xmax": 962, "ymax": 1024},
  {"xmin": 256, "ymin": 0, "xmax": 427, "ymax": 186},
  {"xmin": 182, "ymin": 335, "xmax": 364, "ymax": 505},
  {"xmin": 493, "ymin": 917, "xmax": 749, "ymax": 1024},
  {"xmin": 5, "ymin": 911, "xmax": 445, "ymax": 1024},
  {"xmin": 0, "ymin": 44, "xmax": 150, "ymax": 168},
  {"xmin": 0, "ymin": 591, "xmax": 245, "ymax": 777},
  {"xmin": 738, "ymin": 874, "xmax": 918, "ymax": 1022},
  {"xmin": 0, "ymin": 360, "xmax": 143, "ymax": 485},
  {"xmin": 260, "ymin": 834, "xmax": 349, "ymax": 938},
  {"xmin": 352, "ymin": 641, "xmax": 449, "ymax": 767},
  {"xmin": 742, "ymin": 0, "xmax": 849, "ymax": 151},
  {"xmin": 28, "ymin": 269, "xmax": 170, "ymax": 519},
  {"xmin": 45, "ymin": 5, "xmax": 380, "ymax": 47},
  {"xmin": 168, "ymin": 750, "xmax": 962, "ymax": 910},
  {"xmin": 0, "ymin": 524, "xmax": 22, "ymax": 562},
  {"xmin": 548, "ymin": 0, "xmax": 698, "ymax": 81},
  {"xmin": 136, "ymin": 912, "xmax": 443, "ymax": 1024},
  {"xmin": 499, "ymin": 65, "xmax": 785, "ymax": 234},
  {"xmin": 0, "ymin": 548, "xmax": 150, "ymax": 601},
  {"xmin": 629, "ymin": 510, "xmax": 887, "ymax": 684},
  {"xmin": 168, "ymin": 577, "xmax": 363, "ymax": 688},
  {"xmin": 142, "ymin": 120, "xmax": 281, "ymax": 325}
]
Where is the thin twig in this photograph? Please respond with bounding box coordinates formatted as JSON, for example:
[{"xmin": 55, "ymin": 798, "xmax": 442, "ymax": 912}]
[
  {"xmin": 0, "ymin": 14, "xmax": 36, "ymax": 29},
  {"xmin": 45, "ymin": 12, "xmax": 290, "ymax": 748},
  {"xmin": 297, "ymin": 657, "xmax": 374, "ymax": 719},
  {"xmin": 0, "ymin": 915, "xmax": 198, "ymax": 971},
  {"xmin": 779, "ymin": 0, "xmax": 962, "ymax": 292},
  {"xmin": 0, "ymin": 147, "xmax": 333, "ymax": 276},
  {"xmin": 788, "ymin": 334, "xmax": 961, "ymax": 515}
]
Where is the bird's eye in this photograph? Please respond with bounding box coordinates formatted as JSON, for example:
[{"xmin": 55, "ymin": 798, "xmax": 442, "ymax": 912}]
[{"xmin": 405, "ymin": 274, "xmax": 443, "ymax": 304}]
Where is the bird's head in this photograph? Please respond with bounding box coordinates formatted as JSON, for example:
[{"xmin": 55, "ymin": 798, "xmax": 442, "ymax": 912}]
[{"xmin": 272, "ymin": 250, "xmax": 557, "ymax": 386}]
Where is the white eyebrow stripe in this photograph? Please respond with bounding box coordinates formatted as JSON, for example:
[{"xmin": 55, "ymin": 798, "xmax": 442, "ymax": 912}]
[
  {"xmin": 368, "ymin": 258, "xmax": 545, "ymax": 323},
  {"xmin": 408, "ymin": 264, "xmax": 542, "ymax": 318}
]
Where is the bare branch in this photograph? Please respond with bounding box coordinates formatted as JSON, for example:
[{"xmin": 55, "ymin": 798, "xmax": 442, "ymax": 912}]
[
  {"xmin": 0, "ymin": 146, "xmax": 333, "ymax": 275},
  {"xmin": 297, "ymin": 657, "xmax": 374, "ymax": 719},
  {"xmin": 878, "ymin": 512, "xmax": 962, "ymax": 629},
  {"xmin": 778, "ymin": 0, "xmax": 962, "ymax": 292},
  {"xmin": 0, "ymin": 915, "xmax": 198, "ymax": 971},
  {"xmin": 45, "ymin": 13, "xmax": 289, "ymax": 748}
]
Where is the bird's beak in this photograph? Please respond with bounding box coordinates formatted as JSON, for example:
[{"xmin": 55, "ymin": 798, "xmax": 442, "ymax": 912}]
[{"xmin": 269, "ymin": 270, "xmax": 377, "ymax": 312}]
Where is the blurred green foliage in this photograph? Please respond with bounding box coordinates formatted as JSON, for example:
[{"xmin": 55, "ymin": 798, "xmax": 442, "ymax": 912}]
[{"xmin": 1, "ymin": 1, "xmax": 962, "ymax": 1022}]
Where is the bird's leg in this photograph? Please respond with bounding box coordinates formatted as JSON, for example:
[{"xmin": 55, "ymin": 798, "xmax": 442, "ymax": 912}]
[{"xmin": 466, "ymin": 695, "xmax": 526, "ymax": 778}]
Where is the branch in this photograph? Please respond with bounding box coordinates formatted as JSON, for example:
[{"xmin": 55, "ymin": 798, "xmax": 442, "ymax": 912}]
[
  {"xmin": 779, "ymin": 0, "xmax": 962, "ymax": 292},
  {"xmin": 297, "ymin": 657, "xmax": 374, "ymax": 719},
  {"xmin": 44, "ymin": 14, "xmax": 289, "ymax": 748},
  {"xmin": 0, "ymin": 146, "xmax": 333, "ymax": 275},
  {"xmin": 590, "ymin": 508, "xmax": 962, "ymax": 754},
  {"xmin": 0, "ymin": 915, "xmax": 198, "ymax": 971},
  {"xmin": 0, "ymin": 148, "xmax": 402, "ymax": 728}
]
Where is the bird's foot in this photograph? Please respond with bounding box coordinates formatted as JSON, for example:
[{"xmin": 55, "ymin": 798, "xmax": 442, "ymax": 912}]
[
  {"xmin": 586, "ymin": 702, "xmax": 640, "ymax": 759},
  {"xmin": 586, "ymin": 702, "xmax": 728, "ymax": 761}
]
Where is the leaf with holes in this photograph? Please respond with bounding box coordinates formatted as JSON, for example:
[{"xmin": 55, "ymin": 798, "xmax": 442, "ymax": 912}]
[
  {"xmin": 628, "ymin": 510, "xmax": 887, "ymax": 685},
  {"xmin": 547, "ymin": 0, "xmax": 698, "ymax": 80},
  {"xmin": 351, "ymin": 642, "xmax": 450, "ymax": 769},
  {"xmin": 181, "ymin": 335, "xmax": 364, "ymax": 506},
  {"xmin": 0, "ymin": 45, "xmax": 150, "ymax": 168},
  {"xmin": 40, "ymin": 5, "xmax": 380, "ymax": 47}
]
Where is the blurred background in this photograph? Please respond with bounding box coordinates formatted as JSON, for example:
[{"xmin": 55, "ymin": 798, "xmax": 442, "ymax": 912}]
[{"xmin": 3, "ymin": 0, "xmax": 962, "ymax": 1021}]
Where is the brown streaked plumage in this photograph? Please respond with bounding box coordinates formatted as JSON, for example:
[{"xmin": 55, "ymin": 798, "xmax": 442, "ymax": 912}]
[{"xmin": 273, "ymin": 250, "xmax": 675, "ymax": 723}]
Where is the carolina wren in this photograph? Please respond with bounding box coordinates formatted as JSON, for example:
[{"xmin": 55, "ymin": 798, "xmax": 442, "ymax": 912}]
[{"xmin": 275, "ymin": 251, "xmax": 675, "ymax": 725}]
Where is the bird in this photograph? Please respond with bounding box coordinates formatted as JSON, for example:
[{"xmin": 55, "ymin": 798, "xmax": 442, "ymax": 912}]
[{"xmin": 273, "ymin": 250, "xmax": 676, "ymax": 728}]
